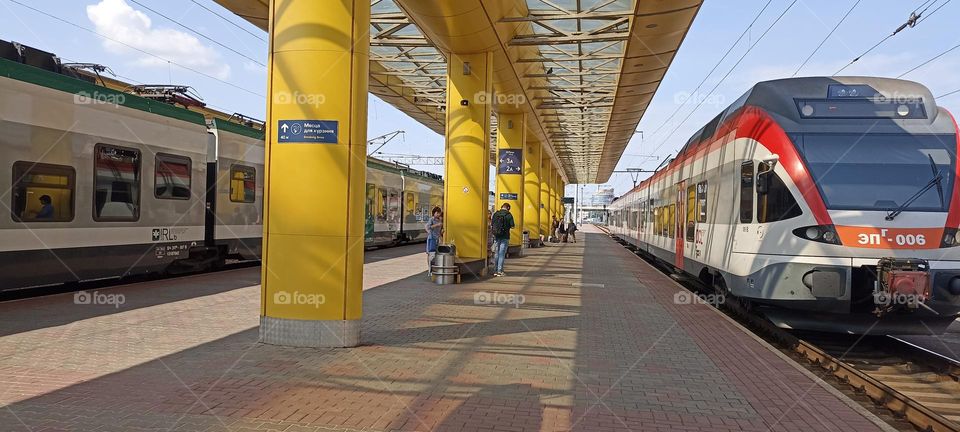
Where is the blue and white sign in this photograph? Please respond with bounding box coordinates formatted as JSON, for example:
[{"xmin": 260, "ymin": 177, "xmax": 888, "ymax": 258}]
[
  {"xmin": 278, "ymin": 120, "xmax": 338, "ymax": 143},
  {"xmin": 497, "ymin": 149, "xmax": 523, "ymax": 175},
  {"xmin": 500, "ymin": 193, "xmax": 518, "ymax": 200}
]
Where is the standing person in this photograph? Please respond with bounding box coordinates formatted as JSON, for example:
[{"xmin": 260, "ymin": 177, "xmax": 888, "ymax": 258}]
[
  {"xmin": 425, "ymin": 207, "xmax": 443, "ymax": 276},
  {"xmin": 490, "ymin": 203, "xmax": 515, "ymax": 277},
  {"xmin": 567, "ymin": 220, "xmax": 578, "ymax": 243},
  {"xmin": 559, "ymin": 220, "xmax": 568, "ymax": 243},
  {"xmin": 551, "ymin": 217, "xmax": 560, "ymax": 242}
]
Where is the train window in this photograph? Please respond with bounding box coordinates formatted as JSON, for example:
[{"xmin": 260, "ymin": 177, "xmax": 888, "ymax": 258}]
[
  {"xmin": 94, "ymin": 144, "xmax": 141, "ymax": 221},
  {"xmin": 757, "ymin": 163, "xmax": 802, "ymax": 223},
  {"xmin": 652, "ymin": 207, "xmax": 659, "ymax": 235},
  {"xmin": 686, "ymin": 185, "xmax": 696, "ymax": 241},
  {"xmin": 364, "ymin": 184, "xmax": 376, "ymax": 236},
  {"xmin": 697, "ymin": 181, "xmax": 708, "ymax": 223},
  {"xmin": 639, "ymin": 202, "xmax": 645, "ymax": 233},
  {"xmin": 154, "ymin": 154, "xmax": 191, "ymax": 200},
  {"xmin": 11, "ymin": 162, "xmax": 75, "ymax": 222},
  {"xmin": 740, "ymin": 161, "xmax": 754, "ymax": 223},
  {"xmin": 386, "ymin": 189, "xmax": 400, "ymax": 225},
  {"xmin": 668, "ymin": 204, "xmax": 676, "ymax": 238},
  {"xmin": 376, "ymin": 187, "xmax": 387, "ymax": 223},
  {"xmin": 229, "ymin": 165, "xmax": 256, "ymax": 203}
]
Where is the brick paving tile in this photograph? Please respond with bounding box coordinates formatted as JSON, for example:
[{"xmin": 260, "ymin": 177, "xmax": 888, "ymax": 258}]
[{"xmin": 0, "ymin": 235, "xmax": 892, "ymax": 431}]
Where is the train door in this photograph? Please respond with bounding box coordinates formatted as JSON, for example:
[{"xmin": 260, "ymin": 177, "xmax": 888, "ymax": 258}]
[{"xmin": 675, "ymin": 180, "xmax": 685, "ymax": 269}]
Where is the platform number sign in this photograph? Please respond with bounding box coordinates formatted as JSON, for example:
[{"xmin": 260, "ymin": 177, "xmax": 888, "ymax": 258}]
[{"xmin": 497, "ymin": 149, "xmax": 522, "ymax": 174}]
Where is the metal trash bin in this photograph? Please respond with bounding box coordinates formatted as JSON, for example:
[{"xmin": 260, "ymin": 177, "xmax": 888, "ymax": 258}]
[
  {"xmin": 522, "ymin": 230, "xmax": 530, "ymax": 248},
  {"xmin": 431, "ymin": 244, "xmax": 459, "ymax": 285}
]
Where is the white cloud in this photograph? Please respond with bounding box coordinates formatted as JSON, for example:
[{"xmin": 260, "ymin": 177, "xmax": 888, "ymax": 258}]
[
  {"xmin": 86, "ymin": 0, "xmax": 231, "ymax": 80},
  {"xmin": 243, "ymin": 60, "xmax": 266, "ymax": 74}
]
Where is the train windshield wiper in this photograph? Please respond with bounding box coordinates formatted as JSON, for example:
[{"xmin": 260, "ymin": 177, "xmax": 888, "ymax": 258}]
[{"xmin": 886, "ymin": 155, "xmax": 945, "ymax": 221}]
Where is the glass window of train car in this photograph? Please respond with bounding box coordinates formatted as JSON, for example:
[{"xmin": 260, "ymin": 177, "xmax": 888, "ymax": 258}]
[
  {"xmin": 757, "ymin": 164, "xmax": 802, "ymax": 223},
  {"xmin": 229, "ymin": 165, "xmax": 256, "ymax": 203},
  {"xmin": 376, "ymin": 187, "xmax": 387, "ymax": 222},
  {"xmin": 668, "ymin": 204, "xmax": 676, "ymax": 238},
  {"xmin": 740, "ymin": 161, "xmax": 754, "ymax": 223},
  {"xmin": 653, "ymin": 207, "xmax": 660, "ymax": 235},
  {"xmin": 11, "ymin": 162, "xmax": 75, "ymax": 222},
  {"xmin": 94, "ymin": 144, "xmax": 141, "ymax": 221},
  {"xmin": 686, "ymin": 185, "xmax": 696, "ymax": 241},
  {"xmin": 639, "ymin": 201, "xmax": 645, "ymax": 233},
  {"xmin": 697, "ymin": 181, "xmax": 708, "ymax": 223},
  {"xmin": 155, "ymin": 153, "xmax": 191, "ymax": 200},
  {"xmin": 800, "ymin": 133, "xmax": 955, "ymax": 211}
]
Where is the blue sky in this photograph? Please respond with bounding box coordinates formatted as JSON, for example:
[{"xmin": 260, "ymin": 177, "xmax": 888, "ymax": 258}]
[{"xmin": 2, "ymin": 0, "xmax": 958, "ymax": 199}]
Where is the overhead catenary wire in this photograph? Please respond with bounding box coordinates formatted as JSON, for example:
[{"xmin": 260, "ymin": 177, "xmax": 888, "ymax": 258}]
[
  {"xmin": 833, "ymin": 0, "xmax": 951, "ymax": 75},
  {"xmin": 791, "ymin": 0, "xmax": 861, "ymax": 77},
  {"xmin": 189, "ymin": 0, "xmax": 266, "ymax": 43},
  {"xmin": 644, "ymin": 0, "xmax": 774, "ymax": 140},
  {"xmin": 4, "ymin": 0, "xmax": 265, "ymax": 98},
  {"xmin": 937, "ymin": 88, "xmax": 960, "ymax": 99},
  {"xmin": 645, "ymin": 0, "xmax": 800, "ymax": 160},
  {"xmin": 612, "ymin": 0, "xmax": 775, "ymax": 192},
  {"xmin": 128, "ymin": 0, "xmax": 265, "ymax": 67},
  {"xmin": 897, "ymin": 41, "xmax": 960, "ymax": 78}
]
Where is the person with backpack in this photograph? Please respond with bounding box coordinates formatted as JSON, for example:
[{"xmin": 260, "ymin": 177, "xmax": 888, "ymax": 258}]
[
  {"xmin": 425, "ymin": 207, "xmax": 443, "ymax": 277},
  {"xmin": 567, "ymin": 220, "xmax": 578, "ymax": 243},
  {"xmin": 490, "ymin": 203, "xmax": 515, "ymax": 277}
]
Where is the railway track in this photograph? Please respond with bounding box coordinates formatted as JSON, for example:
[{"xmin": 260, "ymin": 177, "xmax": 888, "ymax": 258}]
[{"xmin": 603, "ymin": 229, "xmax": 960, "ymax": 432}]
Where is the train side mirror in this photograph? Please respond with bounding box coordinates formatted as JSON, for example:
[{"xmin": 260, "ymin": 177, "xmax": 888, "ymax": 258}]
[{"xmin": 756, "ymin": 155, "xmax": 779, "ymax": 195}]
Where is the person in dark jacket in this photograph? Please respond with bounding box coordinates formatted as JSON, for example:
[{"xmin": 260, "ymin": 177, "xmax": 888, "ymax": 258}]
[
  {"xmin": 567, "ymin": 220, "xmax": 578, "ymax": 243},
  {"xmin": 490, "ymin": 203, "xmax": 515, "ymax": 277}
]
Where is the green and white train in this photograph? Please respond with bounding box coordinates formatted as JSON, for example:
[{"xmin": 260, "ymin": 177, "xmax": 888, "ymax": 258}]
[{"xmin": 0, "ymin": 41, "xmax": 442, "ymax": 292}]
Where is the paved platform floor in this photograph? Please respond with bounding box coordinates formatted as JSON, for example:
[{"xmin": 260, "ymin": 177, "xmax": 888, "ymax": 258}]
[{"xmin": 0, "ymin": 227, "xmax": 892, "ymax": 431}]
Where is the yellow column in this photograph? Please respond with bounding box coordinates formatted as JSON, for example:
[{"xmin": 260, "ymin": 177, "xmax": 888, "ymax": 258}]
[
  {"xmin": 539, "ymin": 154, "xmax": 551, "ymax": 240},
  {"xmin": 523, "ymin": 138, "xmax": 542, "ymax": 246},
  {"xmin": 444, "ymin": 52, "xmax": 494, "ymax": 275},
  {"xmin": 547, "ymin": 164, "xmax": 557, "ymax": 234},
  {"xmin": 559, "ymin": 180, "xmax": 566, "ymax": 222},
  {"xmin": 495, "ymin": 112, "xmax": 525, "ymax": 249},
  {"xmin": 259, "ymin": 0, "xmax": 368, "ymax": 347}
]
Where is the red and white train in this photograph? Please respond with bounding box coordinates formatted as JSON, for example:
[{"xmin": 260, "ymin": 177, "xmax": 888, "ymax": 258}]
[{"xmin": 608, "ymin": 77, "xmax": 960, "ymax": 334}]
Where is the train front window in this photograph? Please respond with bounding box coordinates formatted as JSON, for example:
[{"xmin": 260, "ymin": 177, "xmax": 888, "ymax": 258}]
[{"xmin": 800, "ymin": 134, "xmax": 956, "ymax": 211}]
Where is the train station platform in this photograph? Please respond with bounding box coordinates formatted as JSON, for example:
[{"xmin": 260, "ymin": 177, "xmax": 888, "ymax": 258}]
[{"xmin": 0, "ymin": 227, "xmax": 895, "ymax": 432}]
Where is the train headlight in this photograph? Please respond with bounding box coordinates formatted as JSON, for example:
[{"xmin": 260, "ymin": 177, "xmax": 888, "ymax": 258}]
[
  {"xmin": 822, "ymin": 231, "xmax": 837, "ymax": 243},
  {"xmin": 896, "ymin": 104, "xmax": 910, "ymax": 117},
  {"xmin": 941, "ymin": 227, "xmax": 960, "ymax": 248},
  {"xmin": 793, "ymin": 225, "xmax": 842, "ymax": 245},
  {"xmin": 801, "ymin": 104, "xmax": 814, "ymax": 117}
]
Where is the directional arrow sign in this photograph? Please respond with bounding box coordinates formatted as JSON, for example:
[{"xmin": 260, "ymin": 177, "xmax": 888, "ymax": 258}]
[{"xmin": 280, "ymin": 123, "xmax": 289, "ymax": 133}]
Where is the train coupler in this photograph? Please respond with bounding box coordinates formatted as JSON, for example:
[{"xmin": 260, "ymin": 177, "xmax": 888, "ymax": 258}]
[{"xmin": 872, "ymin": 257, "xmax": 934, "ymax": 317}]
